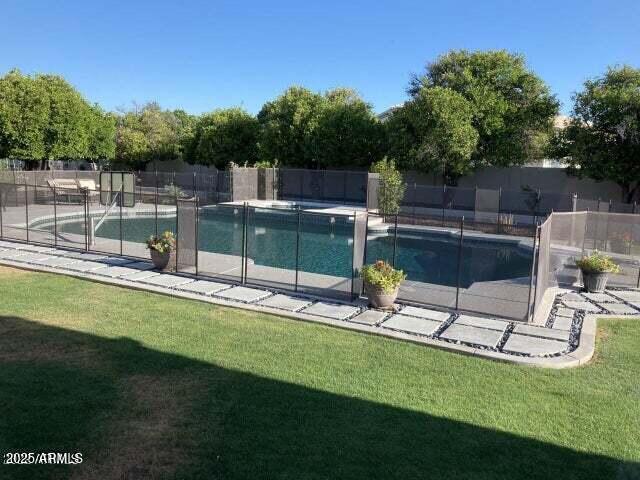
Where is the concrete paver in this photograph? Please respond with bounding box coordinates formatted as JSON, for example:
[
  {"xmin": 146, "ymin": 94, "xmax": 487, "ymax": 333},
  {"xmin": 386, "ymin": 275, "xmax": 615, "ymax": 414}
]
[
  {"xmin": 513, "ymin": 323, "xmax": 570, "ymax": 341},
  {"xmin": 257, "ymin": 294, "xmax": 313, "ymax": 312},
  {"xmin": 382, "ymin": 314, "xmax": 442, "ymax": 336},
  {"xmin": 177, "ymin": 280, "xmax": 231, "ymax": 295},
  {"xmin": 503, "ymin": 334, "xmax": 567, "ymax": 356},
  {"xmin": 439, "ymin": 323, "xmax": 505, "ymax": 348},
  {"xmin": 301, "ymin": 302, "xmax": 360, "ymax": 320},
  {"xmin": 349, "ymin": 309, "xmax": 388, "ymax": 326},
  {"xmin": 562, "ymin": 301, "xmax": 602, "ymax": 312},
  {"xmin": 456, "ymin": 315, "xmax": 509, "ymax": 331},
  {"xmin": 398, "ymin": 306, "xmax": 451, "ymax": 322},
  {"xmin": 215, "ymin": 286, "xmax": 272, "ymax": 303}
]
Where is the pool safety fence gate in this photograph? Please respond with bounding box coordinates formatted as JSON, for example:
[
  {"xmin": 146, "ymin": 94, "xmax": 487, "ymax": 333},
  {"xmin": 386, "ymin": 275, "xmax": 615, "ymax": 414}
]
[{"xmin": 532, "ymin": 211, "xmax": 640, "ymax": 317}]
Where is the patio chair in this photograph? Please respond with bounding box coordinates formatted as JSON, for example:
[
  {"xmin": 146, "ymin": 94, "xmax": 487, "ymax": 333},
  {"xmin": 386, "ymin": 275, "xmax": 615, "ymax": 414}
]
[
  {"xmin": 46, "ymin": 179, "xmax": 83, "ymax": 203},
  {"xmin": 76, "ymin": 179, "xmax": 101, "ymax": 203}
]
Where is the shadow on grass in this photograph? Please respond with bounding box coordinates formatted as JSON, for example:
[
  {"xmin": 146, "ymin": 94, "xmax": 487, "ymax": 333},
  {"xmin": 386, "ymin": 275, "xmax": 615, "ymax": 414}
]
[{"xmin": 0, "ymin": 315, "xmax": 637, "ymax": 480}]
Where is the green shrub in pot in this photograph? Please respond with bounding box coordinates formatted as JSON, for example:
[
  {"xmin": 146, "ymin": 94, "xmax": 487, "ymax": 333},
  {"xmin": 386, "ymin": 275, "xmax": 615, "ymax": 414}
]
[
  {"xmin": 575, "ymin": 251, "xmax": 620, "ymax": 293},
  {"xmin": 146, "ymin": 231, "xmax": 177, "ymax": 271},
  {"xmin": 361, "ymin": 260, "xmax": 406, "ymax": 309}
]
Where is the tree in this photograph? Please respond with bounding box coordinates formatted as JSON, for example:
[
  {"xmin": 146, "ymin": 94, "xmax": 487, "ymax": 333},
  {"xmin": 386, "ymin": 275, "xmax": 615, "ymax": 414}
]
[
  {"xmin": 559, "ymin": 66, "xmax": 640, "ymax": 203},
  {"xmin": 257, "ymin": 86, "xmax": 325, "ymax": 167},
  {"xmin": 115, "ymin": 102, "xmax": 194, "ymax": 169},
  {"xmin": 312, "ymin": 88, "xmax": 386, "ymax": 168},
  {"xmin": 387, "ymin": 87, "xmax": 478, "ymax": 183},
  {"xmin": 371, "ymin": 157, "xmax": 405, "ymax": 215},
  {"xmin": 409, "ymin": 50, "xmax": 559, "ymax": 168},
  {"xmin": 188, "ymin": 108, "xmax": 259, "ymax": 167},
  {"xmin": 0, "ymin": 69, "xmax": 115, "ymax": 168}
]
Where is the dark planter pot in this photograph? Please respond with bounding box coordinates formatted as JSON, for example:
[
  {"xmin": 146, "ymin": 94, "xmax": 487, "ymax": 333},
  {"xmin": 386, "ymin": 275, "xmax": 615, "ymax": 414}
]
[
  {"xmin": 364, "ymin": 283, "xmax": 399, "ymax": 310},
  {"xmin": 150, "ymin": 249, "xmax": 176, "ymax": 272},
  {"xmin": 581, "ymin": 271, "xmax": 610, "ymax": 293}
]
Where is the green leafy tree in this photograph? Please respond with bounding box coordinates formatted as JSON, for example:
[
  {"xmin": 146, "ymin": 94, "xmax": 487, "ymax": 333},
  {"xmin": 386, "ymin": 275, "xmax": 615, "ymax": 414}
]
[
  {"xmin": 257, "ymin": 86, "xmax": 325, "ymax": 167},
  {"xmin": 0, "ymin": 69, "xmax": 115, "ymax": 167},
  {"xmin": 312, "ymin": 88, "xmax": 386, "ymax": 168},
  {"xmin": 559, "ymin": 66, "xmax": 640, "ymax": 203},
  {"xmin": 387, "ymin": 87, "xmax": 478, "ymax": 183},
  {"xmin": 409, "ymin": 50, "xmax": 559, "ymax": 168},
  {"xmin": 115, "ymin": 102, "xmax": 194, "ymax": 169},
  {"xmin": 189, "ymin": 108, "xmax": 259, "ymax": 167},
  {"xmin": 371, "ymin": 157, "xmax": 405, "ymax": 215}
]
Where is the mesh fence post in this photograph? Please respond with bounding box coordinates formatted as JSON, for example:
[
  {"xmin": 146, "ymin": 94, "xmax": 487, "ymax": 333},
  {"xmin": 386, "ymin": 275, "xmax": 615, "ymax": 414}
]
[
  {"xmin": 84, "ymin": 189, "xmax": 89, "ymax": 251},
  {"xmin": 361, "ymin": 214, "xmax": 369, "ymax": 295},
  {"xmin": 53, "ymin": 185, "xmax": 57, "ymax": 248},
  {"xmin": 0, "ymin": 184, "xmax": 3, "ymax": 239},
  {"xmin": 455, "ymin": 216, "xmax": 464, "ymax": 310},
  {"xmin": 154, "ymin": 171, "xmax": 159, "ymax": 237},
  {"xmin": 530, "ymin": 224, "xmax": 542, "ymax": 319},
  {"xmin": 392, "ymin": 214, "xmax": 398, "ymax": 268},
  {"xmin": 119, "ymin": 186, "xmax": 123, "ymax": 256},
  {"xmin": 195, "ymin": 197, "xmax": 199, "ymax": 277},
  {"xmin": 350, "ymin": 210, "xmax": 357, "ymax": 299},
  {"xmin": 294, "ymin": 207, "xmax": 301, "ymax": 292},
  {"xmin": 244, "ymin": 204, "xmax": 250, "ymax": 283},
  {"xmin": 24, "ymin": 179, "xmax": 29, "ymax": 244},
  {"xmin": 241, "ymin": 202, "xmax": 248, "ymax": 284},
  {"xmin": 526, "ymin": 222, "xmax": 539, "ymax": 321}
]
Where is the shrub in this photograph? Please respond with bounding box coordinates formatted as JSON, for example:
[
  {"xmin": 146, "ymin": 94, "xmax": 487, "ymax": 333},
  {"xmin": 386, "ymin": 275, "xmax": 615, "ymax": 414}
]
[
  {"xmin": 371, "ymin": 157, "xmax": 405, "ymax": 215},
  {"xmin": 146, "ymin": 231, "xmax": 176, "ymax": 253},
  {"xmin": 575, "ymin": 251, "xmax": 620, "ymax": 274},
  {"xmin": 361, "ymin": 260, "xmax": 406, "ymax": 293},
  {"xmin": 164, "ymin": 183, "xmax": 186, "ymax": 198}
]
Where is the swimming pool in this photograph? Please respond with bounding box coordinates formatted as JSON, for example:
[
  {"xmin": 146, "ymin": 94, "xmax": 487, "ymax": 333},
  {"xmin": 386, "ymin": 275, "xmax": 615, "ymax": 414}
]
[{"xmin": 77, "ymin": 208, "xmax": 533, "ymax": 287}]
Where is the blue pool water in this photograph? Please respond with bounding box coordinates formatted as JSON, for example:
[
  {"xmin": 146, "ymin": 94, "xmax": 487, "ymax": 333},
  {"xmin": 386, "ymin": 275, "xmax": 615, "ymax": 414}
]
[{"xmin": 82, "ymin": 208, "xmax": 532, "ymax": 286}]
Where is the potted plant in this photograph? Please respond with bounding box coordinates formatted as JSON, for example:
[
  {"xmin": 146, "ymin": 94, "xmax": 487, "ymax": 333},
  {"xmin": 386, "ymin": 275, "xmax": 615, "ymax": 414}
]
[
  {"xmin": 575, "ymin": 251, "xmax": 620, "ymax": 293},
  {"xmin": 361, "ymin": 260, "xmax": 406, "ymax": 309},
  {"xmin": 146, "ymin": 231, "xmax": 177, "ymax": 271}
]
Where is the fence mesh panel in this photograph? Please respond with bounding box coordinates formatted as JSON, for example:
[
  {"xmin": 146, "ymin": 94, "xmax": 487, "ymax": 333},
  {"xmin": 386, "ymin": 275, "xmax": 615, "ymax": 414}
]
[
  {"xmin": 0, "ymin": 183, "xmax": 27, "ymax": 241},
  {"xmin": 197, "ymin": 204, "xmax": 244, "ymax": 282},
  {"xmin": 533, "ymin": 212, "xmax": 640, "ymax": 318},
  {"xmin": 176, "ymin": 199, "xmax": 197, "ymax": 273},
  {"xmin": 296, "ymin": 211, "xmax": 353, "ymax": 299},
  {"xmin": 27, "ymin": 185, "xmax": 56, "ymax": 246},
  {"xmin": 244, "ymin": 206, "xmax": 298, "ymax": 290}
]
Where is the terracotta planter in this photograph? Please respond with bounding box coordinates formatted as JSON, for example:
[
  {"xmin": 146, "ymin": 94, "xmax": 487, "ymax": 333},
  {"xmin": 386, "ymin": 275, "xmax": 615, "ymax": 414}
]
[
  {"xmin": 150, "ymin": 249, "xmax": 176, "ymax": 272},
  {"xmin": 581, "ymin": 271, "xmax": 610, "ymax": 293},
  {"xmin": 364, "ymin": 283, "xmax": 399, "ymax": 310}
]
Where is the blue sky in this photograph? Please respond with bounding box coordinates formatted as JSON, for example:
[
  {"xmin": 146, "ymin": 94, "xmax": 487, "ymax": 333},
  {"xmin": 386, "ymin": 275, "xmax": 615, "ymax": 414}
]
[{"xmin": 1, "ymin": 0, "xmax": 639, "ymax": 115}]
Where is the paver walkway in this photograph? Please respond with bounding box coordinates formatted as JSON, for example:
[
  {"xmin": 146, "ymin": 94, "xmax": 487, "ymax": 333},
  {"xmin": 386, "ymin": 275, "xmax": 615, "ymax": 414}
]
[{"xmin": 1, "ymin": 239, "xmax": 639, "ymax": 368}]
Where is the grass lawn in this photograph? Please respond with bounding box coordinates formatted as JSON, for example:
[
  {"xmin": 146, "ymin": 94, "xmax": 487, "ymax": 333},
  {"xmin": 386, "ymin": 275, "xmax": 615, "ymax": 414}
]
[{"xmin": 0, "ymin": 266, "xmax": 638, "ymax": 480}]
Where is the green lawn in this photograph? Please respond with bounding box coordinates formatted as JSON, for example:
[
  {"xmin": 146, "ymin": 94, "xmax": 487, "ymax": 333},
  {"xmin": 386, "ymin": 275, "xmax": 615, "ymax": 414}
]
[{"xmin": 0, "ymin": 266, "xmax": 638, "ymax": 480}]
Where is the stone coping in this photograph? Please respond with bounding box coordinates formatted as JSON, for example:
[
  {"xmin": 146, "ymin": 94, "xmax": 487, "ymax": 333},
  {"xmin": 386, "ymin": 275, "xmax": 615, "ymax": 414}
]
[{"xmin": 1, "ymin": 239, "xmax": 638, "ymax": 368}]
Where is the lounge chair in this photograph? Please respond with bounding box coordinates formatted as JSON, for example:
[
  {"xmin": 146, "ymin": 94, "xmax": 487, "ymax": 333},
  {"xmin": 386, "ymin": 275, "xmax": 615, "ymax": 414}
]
[{"xmin": 46, "ymin": 179, "xmax": 83, "ymax": 203}]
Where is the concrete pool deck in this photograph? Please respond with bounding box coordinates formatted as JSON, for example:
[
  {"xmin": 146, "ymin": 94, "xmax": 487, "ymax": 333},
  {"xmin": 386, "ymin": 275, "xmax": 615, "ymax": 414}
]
[{"xmin": 1, "ymin": 239, "xmax": 638, "ymax": 368}]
